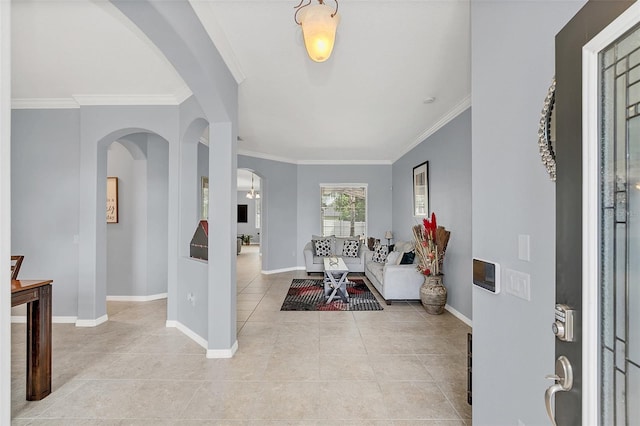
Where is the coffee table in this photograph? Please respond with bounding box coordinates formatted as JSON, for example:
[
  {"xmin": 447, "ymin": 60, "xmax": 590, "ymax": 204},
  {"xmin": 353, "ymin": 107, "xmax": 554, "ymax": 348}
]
[{"xmin": 323, "ymin": 257, "xmax": 350, "ymax": 303}]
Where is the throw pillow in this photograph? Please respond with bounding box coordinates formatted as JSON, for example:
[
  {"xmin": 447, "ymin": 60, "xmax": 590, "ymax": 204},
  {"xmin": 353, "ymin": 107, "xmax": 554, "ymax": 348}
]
[
  {"xmin": 399, "ymin": 251, "xmax": 415, "ymax": 265},
  {"xmin": 372, "ymin": 243, "xmax": 389, "ymax": 263},
  {"xmin": 385, "ymin": 250, "xmax": 401, "ymax": 265},
  {"xmin": 342, "ymin": 239, "xmax": 360, "ymax": 257},
  {"xmin": 314, "ymin": 239, "xmax": 332, "ymax": 257}
]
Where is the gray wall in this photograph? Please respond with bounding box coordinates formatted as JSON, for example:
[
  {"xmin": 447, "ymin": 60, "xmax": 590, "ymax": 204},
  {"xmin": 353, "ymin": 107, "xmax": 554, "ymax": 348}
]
[
  {"xmin": 146, "ymin": 135, "xmax": 169, "ymax": 295},
  {"xmin": 11, "ymin": 109, "xmax": 81, "ymax": 316},
  {"xmin": 471, "ymin": 1, "xmax": 585, "ymax": 424},
  {"xmin": 107, "ymin": 141, "xmax": 148, "ymax": 296},
  {"xmin": 392, "ymin": 108, "xmax": 472, "ymax": 320},
  {"xmin": 106, "ymin": 135, "xmax": 169, "ymax": 298},
  {"xmin": 237, "ymin": 155, "xmax": 297, "ymax": 272},
  {"xmin": 296, "ymin": 164, "xmax": 393, "ymax": 265}
]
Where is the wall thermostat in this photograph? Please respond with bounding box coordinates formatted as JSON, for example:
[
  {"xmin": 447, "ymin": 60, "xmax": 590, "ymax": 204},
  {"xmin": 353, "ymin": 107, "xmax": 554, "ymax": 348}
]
[{"xmin": 472, "ymin": 258, "xmax": 500, "ymax": 294}]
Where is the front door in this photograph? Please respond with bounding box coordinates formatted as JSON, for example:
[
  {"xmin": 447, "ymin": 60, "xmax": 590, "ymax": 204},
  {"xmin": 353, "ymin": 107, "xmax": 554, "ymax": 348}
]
[{"xmin": 555, "ymin": 1, "xmax": 639, "ymax": 424}]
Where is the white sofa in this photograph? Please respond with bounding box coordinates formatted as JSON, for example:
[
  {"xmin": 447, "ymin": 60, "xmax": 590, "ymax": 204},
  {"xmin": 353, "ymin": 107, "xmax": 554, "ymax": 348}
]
[
  {"xmin": 303, "ymin": 236, "xmax": 367, "ymax": 274},
  {"xmin": 364, "ymin": 241, "xmax": 425, "ymax": 304}
]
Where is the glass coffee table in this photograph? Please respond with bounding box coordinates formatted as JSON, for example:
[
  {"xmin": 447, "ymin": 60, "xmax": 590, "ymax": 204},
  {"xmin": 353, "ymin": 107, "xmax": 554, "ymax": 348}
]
[{"xmin": 323, "ymin": 257, "xmax": 350, "ymax": 303}]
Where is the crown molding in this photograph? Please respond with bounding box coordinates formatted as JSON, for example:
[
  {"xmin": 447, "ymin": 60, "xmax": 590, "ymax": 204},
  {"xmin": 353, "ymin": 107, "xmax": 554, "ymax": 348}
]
[
  {"xmin": 189, "ymin": 0, "xmax": 246, "ymax": 84},
  {"xmin": 298, "ymin": 159, "xmax": 392, "ymax": 165},
  {"xmin": 237, "ymin": 149, "xmax": 298, "ymax": 164},
  {"xmin": 11, "ymin": 92, "xmax": 193, "ymax": 109},
  {"xmin": 175, "ymin": 85, "xmax": 194, "ymax": 104},
  {"xmin": 73, "ymin": 94, "xmax": 183, "ymax": 106},
  {"xmin": 237, "ymin": 149, "xmax": 392, "ymax": 165},
  {"xmin": 393, "ymin": 95, "xmax": 471, "ymax": 163},
  {"xmin": 11, "ymin": 98, "xmax": 79, "ymax": 109}
]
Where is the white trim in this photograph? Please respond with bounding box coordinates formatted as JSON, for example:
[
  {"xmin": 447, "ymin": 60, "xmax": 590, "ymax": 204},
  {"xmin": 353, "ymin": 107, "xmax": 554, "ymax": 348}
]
[
  {"xmin": 581, "ymin": 3, "xmax": 640, "ymax": 424},
  {"xmin": 206, "ymin": 340, "xmax": 238, "ymax": 359},
  {"xmin": 174, "ymin": 85, "xmax": 194, "ymax": 104},
  {"xmin": 106, "ymin": 293, "xmax": 167, "ymax": 302},
  {"xmin": 166, "ymin": 320, "xmax": 208, "ymax": 350},
  {"xmin": 237, "ymin": 149, "xmax": 393, "ymax": 166},
  {"xmin": 11, "ymin": 316, "xmax": 77, "ymax": 324},
  {"xmin": 392, "ymin": 95, "xmax": 471, "ymax": 163},
  {"xmin": 298, "ymin": 159, "xmax": 392, "ymax": 166},
  {"xmin": 444, "ymin": 304, "xmax": 472, "ymax": 327},
  {"xmin": 11, "ymin": 98, "xmax": 79, "ymax": 109},
  {"xmin": 73, "ymin": 94, "xmax": 184, "ymax": 106},
  {"xmin": 188, "ymin": 0, "xmax": 246, "ymax": 84},
  {"xmin": 319, "ymin": 183, "xmax": 369, "ymax": 188},
  {"xmin": 12, "ymin": 93, "xmax": 193, "ymax": 109},
  {"xmin": 75, "ymin": 314, "xmax": 108, "ymax": 327},
  {"xmin": 262, "ymin": 266, "xmax": 305, "ymax": 275}
]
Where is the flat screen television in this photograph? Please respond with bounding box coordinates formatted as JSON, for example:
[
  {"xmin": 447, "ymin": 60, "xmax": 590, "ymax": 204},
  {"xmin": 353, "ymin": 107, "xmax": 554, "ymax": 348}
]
[{"xmin": 237, "ymin": 204, "xmax": 248, "ymax": 223}]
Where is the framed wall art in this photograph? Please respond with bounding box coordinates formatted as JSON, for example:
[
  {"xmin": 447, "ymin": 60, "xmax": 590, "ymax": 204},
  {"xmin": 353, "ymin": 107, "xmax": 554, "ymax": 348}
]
[
  {"xmin": 201, "ymin": 176, "xmax": 209, "ymax": 220},
  {"xmin": 106, "ymin": 176, "xmax": 119, "ymax": 223},
  {"xmin": 413, "ymin": 161, "xmax": 429, "ymax": 217}
]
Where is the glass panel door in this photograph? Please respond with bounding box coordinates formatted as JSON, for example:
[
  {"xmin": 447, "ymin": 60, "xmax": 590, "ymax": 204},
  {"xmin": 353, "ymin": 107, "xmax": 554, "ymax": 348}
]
[{"xmin": 600, "ymin": 23, "xmax": 640, "ymax": 425}]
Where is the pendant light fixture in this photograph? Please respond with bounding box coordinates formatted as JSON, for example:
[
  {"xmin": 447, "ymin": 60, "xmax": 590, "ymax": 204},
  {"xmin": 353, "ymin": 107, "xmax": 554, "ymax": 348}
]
[
  {"xmin": 246, "ymin": 173, "xmax": 260, "ymax": 199},
  {"xmin": 294, "ymin": 0, "xmax": 340, "ymax": 63}
]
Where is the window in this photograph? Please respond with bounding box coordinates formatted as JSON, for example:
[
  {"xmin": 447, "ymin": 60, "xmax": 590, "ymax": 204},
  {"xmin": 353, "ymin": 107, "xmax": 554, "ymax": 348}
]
[{"xmin": 320, "ymin": 185, "xmax": 367, "ymax": 237}]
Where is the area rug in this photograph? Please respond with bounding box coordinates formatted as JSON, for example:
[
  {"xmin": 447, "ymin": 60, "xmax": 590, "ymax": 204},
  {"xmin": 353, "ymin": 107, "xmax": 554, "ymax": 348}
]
[{"xmin": 281, "ymin": 278, "xmax": 383, "ymax": 311}]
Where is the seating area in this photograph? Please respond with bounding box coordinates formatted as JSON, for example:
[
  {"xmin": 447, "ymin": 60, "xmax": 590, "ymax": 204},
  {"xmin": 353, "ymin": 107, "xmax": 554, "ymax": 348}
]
[
  {"xmin": 303, "ymin": 235, "xmax": 367, "ymax": 274},
  {"xmin": 364, "ymin": 241, "xmax": 425, "ymax": 304}
]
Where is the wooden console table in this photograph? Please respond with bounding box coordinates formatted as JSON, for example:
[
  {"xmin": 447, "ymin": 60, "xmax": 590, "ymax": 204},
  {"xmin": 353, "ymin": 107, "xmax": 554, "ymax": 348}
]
[{"xmin": 11, "ymin": 279, "xmax": 53, "ymax": 400}]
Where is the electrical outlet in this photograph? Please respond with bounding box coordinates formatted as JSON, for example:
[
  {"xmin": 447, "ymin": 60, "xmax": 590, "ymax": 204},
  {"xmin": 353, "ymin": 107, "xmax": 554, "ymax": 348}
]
[{"xmin": 186, "ymin": 292, "xmax": 196, "ymax": 306}]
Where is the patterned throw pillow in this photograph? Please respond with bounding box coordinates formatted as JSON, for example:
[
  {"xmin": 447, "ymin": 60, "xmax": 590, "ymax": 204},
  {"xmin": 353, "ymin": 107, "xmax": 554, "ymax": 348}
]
[
  {"xmin": 342, "ymin": 240, "xmax": 360, "ymax": 257},
  {"xmin": 314, "ymin": 239, "xmax": 332, "ymax": 257},
  {"xmin": 372, "ymin": 243, "xmax": 389, "ymax": 263}
]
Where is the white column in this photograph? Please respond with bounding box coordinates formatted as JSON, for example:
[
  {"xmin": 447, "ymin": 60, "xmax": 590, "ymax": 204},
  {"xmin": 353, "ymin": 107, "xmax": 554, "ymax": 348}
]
[{"xmin": 206, "ymin": 122, "xmax": 237, "ymax": 357}]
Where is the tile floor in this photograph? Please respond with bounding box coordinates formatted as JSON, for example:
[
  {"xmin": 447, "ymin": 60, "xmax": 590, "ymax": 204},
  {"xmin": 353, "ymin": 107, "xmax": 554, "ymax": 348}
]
[{"xmin": 11, "ymin": 245, "xmax": 472, "ymax": 424}]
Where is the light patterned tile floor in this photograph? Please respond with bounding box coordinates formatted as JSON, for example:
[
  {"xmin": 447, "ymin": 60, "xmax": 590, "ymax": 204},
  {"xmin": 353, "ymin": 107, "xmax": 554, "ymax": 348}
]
[{"xmin": 12, "ymin": 245, "xmax": 472, "ymax": 424}]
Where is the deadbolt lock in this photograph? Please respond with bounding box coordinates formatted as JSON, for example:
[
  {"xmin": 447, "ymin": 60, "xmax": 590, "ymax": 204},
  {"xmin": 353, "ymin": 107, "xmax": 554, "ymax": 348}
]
[{"xmin": 553, "ymin": 304, "xmax": 576, "ymax": 342}]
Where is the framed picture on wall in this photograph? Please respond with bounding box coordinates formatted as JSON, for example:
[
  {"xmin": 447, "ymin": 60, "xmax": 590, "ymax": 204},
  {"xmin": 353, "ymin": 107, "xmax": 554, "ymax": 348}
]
[
  {"xmin": 413, "ymin": 161, "xmax": 429, "ymax": 217},
  {"xmin": 107, "ymin": 176, "xmax": 118, "ymax": 223},
  {"xmin": 201, "ymin": 176, "xmax": 209, "ymax": 220}
]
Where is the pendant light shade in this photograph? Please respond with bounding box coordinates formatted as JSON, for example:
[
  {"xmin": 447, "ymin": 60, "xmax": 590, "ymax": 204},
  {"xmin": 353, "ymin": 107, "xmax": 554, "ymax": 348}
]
[{"xmin": 295, "ymin": 1, "xmax": 340, "ymax": 63}]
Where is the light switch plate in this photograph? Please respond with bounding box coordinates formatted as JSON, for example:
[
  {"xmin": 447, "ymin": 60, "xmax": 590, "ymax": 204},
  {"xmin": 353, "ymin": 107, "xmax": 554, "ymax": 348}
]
[
  {"xmin": 518, "ymin": 234, "xmax": 530, "ymax": 261},
  {"xmin": 504, "ymin": 269, "xmax": 531, "ymax": 301}
]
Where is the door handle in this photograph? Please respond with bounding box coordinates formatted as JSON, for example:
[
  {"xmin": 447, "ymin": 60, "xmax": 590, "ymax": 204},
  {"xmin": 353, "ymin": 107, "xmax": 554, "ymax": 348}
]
[{"xmin": 545, "ymin": 356, "xmax": 573, "ymax": 426}]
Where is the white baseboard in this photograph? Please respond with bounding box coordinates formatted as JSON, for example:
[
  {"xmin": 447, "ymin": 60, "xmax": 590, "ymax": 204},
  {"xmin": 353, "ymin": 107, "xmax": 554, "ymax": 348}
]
[
  {"xmin": 75, "ymin": 314, "xmax": 108, "ymax": 327},
  {"xmin": 12, "ymin": 315, "xmax": 78, "ymax": 324},
  {"xmin": 206, "ymin": 340, "xmax": 238, "ymax": 359},
  {"xmin": 262, "ymin": 266, "xmax": 305, "ymax": 275},
  {"xmin": 166, "ymin": 320, "xmax": 208, "ymax": 349},
  {"xmin": 166, "ymin": 320, "xmax": 238, "ymax": 358},
  {"xmin": 106, "ymin": 293, "xmax": 167, "ymax": 302},
  {"xmin": 445, "ymin": 304, "xmax": 472, "ymax": 327}
]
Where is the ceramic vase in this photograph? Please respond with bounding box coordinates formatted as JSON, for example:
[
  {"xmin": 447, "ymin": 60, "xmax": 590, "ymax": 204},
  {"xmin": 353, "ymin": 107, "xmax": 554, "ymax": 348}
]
[{"xmin": 420, "ymin": 274, "xmax": 447, "ymax": 315}]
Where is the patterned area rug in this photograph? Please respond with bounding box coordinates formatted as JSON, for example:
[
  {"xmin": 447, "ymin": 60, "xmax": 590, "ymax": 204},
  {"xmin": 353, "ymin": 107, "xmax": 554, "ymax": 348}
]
[{"xmin": 281, "ymin": 278, "xmax": 383, "ymax": 311}]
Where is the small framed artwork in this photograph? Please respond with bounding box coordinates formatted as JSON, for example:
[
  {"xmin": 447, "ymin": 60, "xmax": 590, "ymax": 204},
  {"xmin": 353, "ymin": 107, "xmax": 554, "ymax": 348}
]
[
  {"xmin": 106, "ymin": 177, "xmax": 119, "ymax": 223},
  {"xmin": 413, "ymin": 161, "xmax": 429, "ymax": 217},
  {"xmin": 201, "ymin": 176, "xmax": 209, "ymax": 220}
]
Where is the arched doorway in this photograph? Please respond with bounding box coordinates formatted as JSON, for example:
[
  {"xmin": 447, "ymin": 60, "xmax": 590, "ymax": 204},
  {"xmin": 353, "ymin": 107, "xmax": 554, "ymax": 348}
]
[{"xmin": 105, "ymin": 134, "xmax": 169, "ymax": 302}]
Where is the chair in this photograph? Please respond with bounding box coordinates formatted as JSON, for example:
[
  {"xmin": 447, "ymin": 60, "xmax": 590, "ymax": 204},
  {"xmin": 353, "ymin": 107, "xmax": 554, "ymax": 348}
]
[{"xmin": 11, "ymin": 255, "xmax": 24, "ymax": 280}]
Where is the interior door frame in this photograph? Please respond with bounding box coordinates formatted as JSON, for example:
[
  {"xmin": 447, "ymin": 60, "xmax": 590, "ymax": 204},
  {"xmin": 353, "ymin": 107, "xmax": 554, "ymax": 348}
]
[{"xmin": 582, "ymin": 2, "xmax": 640, "ymax": 423}]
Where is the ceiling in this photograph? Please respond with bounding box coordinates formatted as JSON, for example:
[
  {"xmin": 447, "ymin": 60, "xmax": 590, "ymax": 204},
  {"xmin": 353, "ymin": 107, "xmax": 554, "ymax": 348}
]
[{"xmin": 11, "ymin": 0, "xmax": 471, "ymax": 164}]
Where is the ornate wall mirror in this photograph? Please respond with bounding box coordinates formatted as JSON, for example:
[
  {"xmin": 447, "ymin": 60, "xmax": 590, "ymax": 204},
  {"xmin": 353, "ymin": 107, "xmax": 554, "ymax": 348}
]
[{"xmin": 538, "ymin": 78, "xmax": 557, "ymax": 181}]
